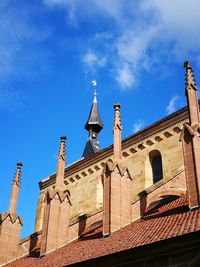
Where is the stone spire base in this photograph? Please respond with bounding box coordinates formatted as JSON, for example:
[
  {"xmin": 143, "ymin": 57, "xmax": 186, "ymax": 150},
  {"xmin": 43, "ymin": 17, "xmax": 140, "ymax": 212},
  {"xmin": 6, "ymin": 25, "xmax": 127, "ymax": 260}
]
[
  {"xmin": 40, "ymin": 188, "xmax": 71, "ymax": 255},
  {"xmin": 0, "ymin": 212, "xmax": 22, "ymax": 265}
]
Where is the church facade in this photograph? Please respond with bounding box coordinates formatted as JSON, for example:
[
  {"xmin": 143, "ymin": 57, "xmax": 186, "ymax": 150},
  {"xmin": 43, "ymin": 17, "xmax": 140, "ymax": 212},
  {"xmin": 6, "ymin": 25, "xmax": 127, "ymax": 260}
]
[{"xmin": 1, "ymin": 61, "xmax": 200, "ymax": 266}]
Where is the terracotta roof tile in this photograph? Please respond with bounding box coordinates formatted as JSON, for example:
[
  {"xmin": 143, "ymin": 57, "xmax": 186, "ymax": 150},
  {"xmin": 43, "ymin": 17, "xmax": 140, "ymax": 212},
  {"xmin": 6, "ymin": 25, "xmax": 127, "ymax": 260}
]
[{"xmin": 6, "ymin": 196, "xmax": 200, "ymax": 267}]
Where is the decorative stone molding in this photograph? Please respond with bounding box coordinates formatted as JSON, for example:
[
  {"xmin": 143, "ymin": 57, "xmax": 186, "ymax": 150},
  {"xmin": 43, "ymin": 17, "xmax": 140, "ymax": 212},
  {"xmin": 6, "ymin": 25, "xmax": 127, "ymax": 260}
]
[
  {"xmin": 47, "ymin": 188, "xmax": 71, "ymax": 204},
  {"xmin": 120, "ymin": 120, "xmax": 185, "ymax": 160},
  {"xmin": 0, "ymin": 212, "xmax": 23, "ymax": 225}
]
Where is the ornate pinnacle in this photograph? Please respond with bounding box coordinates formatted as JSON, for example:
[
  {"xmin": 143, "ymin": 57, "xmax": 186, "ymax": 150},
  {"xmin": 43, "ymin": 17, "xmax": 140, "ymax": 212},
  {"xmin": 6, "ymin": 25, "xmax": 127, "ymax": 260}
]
[
  {"xmin": 184, "ymin": 60, "xmax": 197, "ymax": 92},
  {"xmin": 113, "ymin": 102, "xmax": 122, "ymax": 162},
  {"xmin": 60, "ymin": 136, "xmax": 67, "ymax": 142},
  {"xmin": 13, "ymin": 162, "xmax": 23, "ymax": 187},
  {"xmin": 114, "ymin": 103, "xmax": 120, "ymax": 111},
  {"xmin": 113, "ymin": 103, "xmax": 122, "ymax": 130},
  {"xmin": 55, "ymin": 136, "xmax": 67, "ymax": 188},
  {"xmin": 184, "ymin": 60, "xmax": 200, "ymax": 126},
  {"xmin": 9, "ymin": 162, "xmax": 23, "ymax": 214},
  {"xmin": 58, "ymin": 136, "xmax": 67, "ymax": 161},
  {"xmin": 184, "ymin": 60, "xmax": 191, "ymax": 69}
]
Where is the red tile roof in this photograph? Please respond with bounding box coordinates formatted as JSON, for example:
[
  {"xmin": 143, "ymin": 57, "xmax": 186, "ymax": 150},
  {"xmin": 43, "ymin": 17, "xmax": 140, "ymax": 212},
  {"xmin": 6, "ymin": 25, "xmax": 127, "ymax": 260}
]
[{"xmin": 6, "ymin": 196, "xmax": 200, "ymax": 267}]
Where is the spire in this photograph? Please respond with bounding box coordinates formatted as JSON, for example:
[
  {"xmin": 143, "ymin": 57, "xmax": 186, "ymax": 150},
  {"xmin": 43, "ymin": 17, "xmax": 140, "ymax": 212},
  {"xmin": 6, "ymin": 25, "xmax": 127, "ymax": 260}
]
[
  {"xmin": 40, "ymin": 135, "xmax": 71, "ymax": 255},
  {"xmin": 184, "ymin": 60, "xmax": 200, "ymax": 126},
  {"xmin": 103, "ymin": 103, "xmax": 132, "ymax": 236},
  {"xmin": 181, "ymin": 60, "xmax": 200, "ymax": 209},
  {"xmin": 113, "ymin": 103, "xmax": 122, "ymax": 162},
  {"xmin": 83, "ymin": 82, "xmax": 104, "ymax": 159},
  {"xmin": 84, "ymin": 91, "xmax": 103, "ymax": 133},
  {"xmin": 184, "ymin": 60, "xmax": 197, "ymax": 92},
  {"xmin": 55, "ymin": 136, "xmax": 66, "ymax": 189},
  {"xmin": 9, "ymin": 162, "xmax": 23, "ymax": 214},
  {"xmin": 0, "ymin": 162, "xmax": 23, "ymax": 265}
]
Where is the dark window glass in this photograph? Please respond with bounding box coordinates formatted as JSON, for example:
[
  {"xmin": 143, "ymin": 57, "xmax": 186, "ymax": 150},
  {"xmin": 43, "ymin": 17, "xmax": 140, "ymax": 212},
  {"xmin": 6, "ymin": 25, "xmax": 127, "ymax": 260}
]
[{"xmin": 151, "ymin": 153, "xmax": 163, "ymax": 183}]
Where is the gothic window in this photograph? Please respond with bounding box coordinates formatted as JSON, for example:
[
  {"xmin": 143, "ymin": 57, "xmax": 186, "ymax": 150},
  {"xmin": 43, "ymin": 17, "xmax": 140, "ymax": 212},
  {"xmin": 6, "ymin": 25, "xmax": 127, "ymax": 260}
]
[{"xmin": 150, "ymin": 150, "xmax": 163, "ymax": 183}]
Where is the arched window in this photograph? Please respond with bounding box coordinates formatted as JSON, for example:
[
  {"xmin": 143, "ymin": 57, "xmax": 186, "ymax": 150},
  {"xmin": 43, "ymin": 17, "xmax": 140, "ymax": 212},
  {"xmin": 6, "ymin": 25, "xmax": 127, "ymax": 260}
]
[{"xmin": 149, "ymin": 150, "xmax": 163, "ymax": 183}]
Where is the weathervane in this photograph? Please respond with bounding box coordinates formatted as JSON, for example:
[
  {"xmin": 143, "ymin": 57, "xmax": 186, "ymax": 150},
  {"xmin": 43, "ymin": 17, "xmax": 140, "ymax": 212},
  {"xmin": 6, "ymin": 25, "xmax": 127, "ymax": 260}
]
[{"xmin": 92, "ymin": 80, "xmax": 97, "ymax": 102}]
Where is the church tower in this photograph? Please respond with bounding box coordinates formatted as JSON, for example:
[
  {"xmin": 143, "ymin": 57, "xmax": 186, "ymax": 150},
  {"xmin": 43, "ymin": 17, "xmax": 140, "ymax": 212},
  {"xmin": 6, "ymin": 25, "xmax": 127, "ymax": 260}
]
[{"xmin": 82, "ymin": 82, "xmax": 104, "ymax": 159}]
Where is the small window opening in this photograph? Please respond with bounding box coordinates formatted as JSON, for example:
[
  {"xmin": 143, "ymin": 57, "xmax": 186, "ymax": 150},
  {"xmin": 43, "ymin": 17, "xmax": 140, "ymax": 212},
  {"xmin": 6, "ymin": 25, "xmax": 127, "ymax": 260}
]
[{"xmin": 150, "ymin": 150, "xmax": 163, "ymax": 183}]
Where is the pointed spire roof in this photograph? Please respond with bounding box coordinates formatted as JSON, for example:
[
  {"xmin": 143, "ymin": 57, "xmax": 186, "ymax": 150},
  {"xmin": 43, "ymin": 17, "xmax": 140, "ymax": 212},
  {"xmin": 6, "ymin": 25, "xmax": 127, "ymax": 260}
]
[
  {"xmin": 184, "ymin": 60, "xmax": 197, "ymax": 93},
  {"xmin": 85, "ymin": 90, "xmax": 104, "ymax": 133}
]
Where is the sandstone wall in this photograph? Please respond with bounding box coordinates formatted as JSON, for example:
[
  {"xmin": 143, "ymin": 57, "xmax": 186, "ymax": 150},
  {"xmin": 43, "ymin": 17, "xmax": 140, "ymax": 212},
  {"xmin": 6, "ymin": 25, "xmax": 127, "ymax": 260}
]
[{"xmin": 34, "ymin": 118, "xmax": 187, "ymax": 233}]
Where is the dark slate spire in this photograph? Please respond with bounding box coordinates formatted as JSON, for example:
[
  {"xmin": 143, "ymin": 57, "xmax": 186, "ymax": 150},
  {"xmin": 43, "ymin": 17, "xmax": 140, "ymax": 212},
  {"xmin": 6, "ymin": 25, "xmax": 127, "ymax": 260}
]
[
  {"xmin": 84, "ymin": 90, "xmax": 104, "ymax": 133},
  {"xmin": 82, "ymin": 83, "xmax": 104, "ymax": 159},
  {"xmin": 82, "ymin": 138, "xmax": 101, "ymax": 159}
]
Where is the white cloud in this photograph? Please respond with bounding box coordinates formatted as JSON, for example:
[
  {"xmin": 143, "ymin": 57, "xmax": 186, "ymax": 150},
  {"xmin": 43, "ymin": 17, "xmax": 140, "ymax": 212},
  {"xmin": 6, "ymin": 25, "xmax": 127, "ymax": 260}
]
[
  {"xmin": 82, "ymin": 52, "xmax": 106, "ymax": 72},
  {"xmin": 44, "ymin": 0, "xmax": 125, "ymax": 24},
  {"xmin": 0, "ymin": 3, "xmax": 52, "ymax": 110},
  {"xmin": 166, "ymin": 95, "xmax": 181, "ymax": 115},
  {"xmin": 44, "ymin": 0, "xmax": 78, "ymax": 24},
  {"xmin": 44, "ymin": 0, "xmax": 200, "ymax": 89},
  {"xmin": 0, "ymin": 4, "xmax": 51, "ymax": 78},
  {"xmin": 116, "ymin": 65, "xmax": 135, "ymax": 89},
  {"xmin": 133, "ymin": 120, "xmax": 145, "ymax": 133}
]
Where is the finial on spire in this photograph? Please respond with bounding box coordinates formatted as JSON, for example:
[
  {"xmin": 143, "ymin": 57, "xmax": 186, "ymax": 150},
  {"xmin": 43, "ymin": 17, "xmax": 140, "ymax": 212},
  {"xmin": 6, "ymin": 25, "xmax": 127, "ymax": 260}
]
[
  {"xmin": 9, "ymin": 162, "xmax": 23, "ymax": 214},
  {"xmin": 114, "ymin": 103, "xmax": 120, "ymax": 111},
  {"xmin": 184, "ymin": 60, "xmax": 191, "ymax": 69},
  {"xmin": 60, "ymin": 135, "xmax": 67, "ymax": 142},
  {"xmin": 17, "ymin": 162, "xmax": 23, "ymax": 171},
  {"xmin": 184, "ymin": 60, "xmax": 197, "ymax": 92},
  {"xmin": 92, "ymin": 80, "xmax": 97, "ymax": 87},
  {"xmin": 92, "ymin": 80, "xmax": 97, "ymax": 103}
]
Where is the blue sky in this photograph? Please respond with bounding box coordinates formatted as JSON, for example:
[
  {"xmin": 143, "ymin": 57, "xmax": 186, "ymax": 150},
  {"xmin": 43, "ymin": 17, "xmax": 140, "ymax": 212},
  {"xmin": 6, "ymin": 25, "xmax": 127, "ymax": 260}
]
[{"xmin": 1, "ymin": 0, "xmax": 200, "ymax": 237}]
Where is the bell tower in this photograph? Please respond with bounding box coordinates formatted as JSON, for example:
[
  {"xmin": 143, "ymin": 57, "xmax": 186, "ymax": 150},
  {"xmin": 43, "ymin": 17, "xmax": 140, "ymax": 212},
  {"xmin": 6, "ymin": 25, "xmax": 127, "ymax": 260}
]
[{"xmin": 82, "ymin": 81, "xmax": 104, "ymax": 159}]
